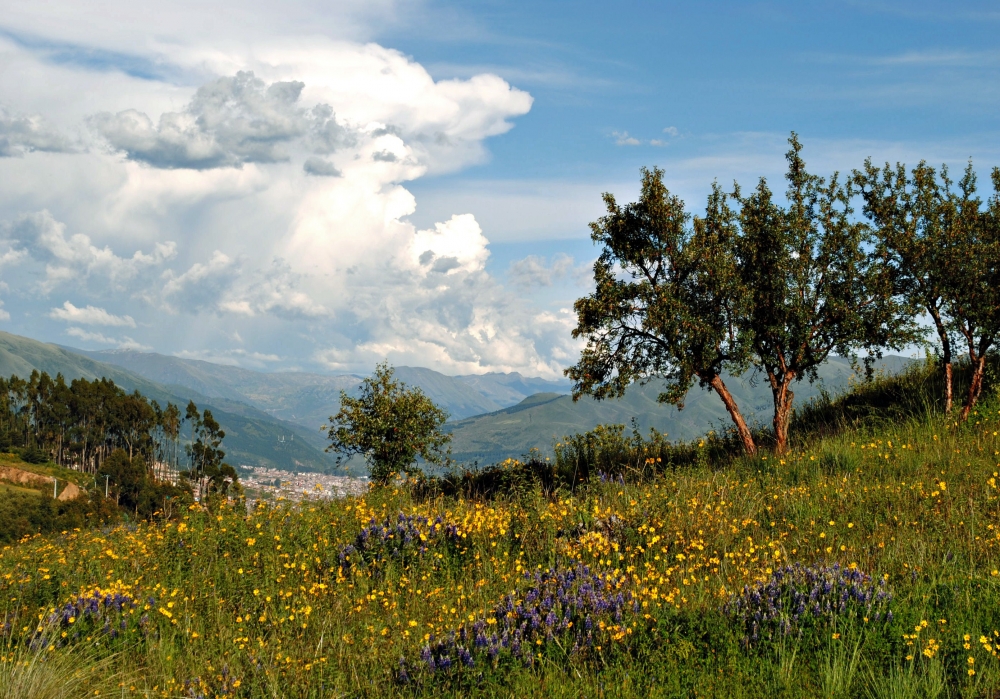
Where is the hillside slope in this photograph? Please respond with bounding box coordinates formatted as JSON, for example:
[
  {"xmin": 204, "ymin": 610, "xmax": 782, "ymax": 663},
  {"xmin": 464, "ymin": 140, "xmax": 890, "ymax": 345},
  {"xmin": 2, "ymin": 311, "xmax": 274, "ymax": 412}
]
[
  {"xmin": 445, "ymin": 355, "xmax": 914, "ymax": 463},
  {"xmin": 3, "ymin": 365, "xmax": 997, "ymax": 696},
  {"xmin": 0, "ymin": 333, "xmax": 337, "ymax": 472}
]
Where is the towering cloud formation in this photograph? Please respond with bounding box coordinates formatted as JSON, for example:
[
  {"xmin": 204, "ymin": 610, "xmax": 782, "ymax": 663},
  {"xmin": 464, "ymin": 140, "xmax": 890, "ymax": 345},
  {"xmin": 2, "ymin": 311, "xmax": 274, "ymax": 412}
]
[{"xmin": 0, "ymin": 29, "xmax": 585, "ymax": 376}]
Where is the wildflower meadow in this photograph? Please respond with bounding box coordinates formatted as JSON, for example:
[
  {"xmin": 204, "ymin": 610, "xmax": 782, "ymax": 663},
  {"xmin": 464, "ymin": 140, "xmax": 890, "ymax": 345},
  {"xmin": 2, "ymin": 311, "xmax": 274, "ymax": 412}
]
[{"xmin": 4, "ymin": 364, "xmax": 1000, "ymax": 697}]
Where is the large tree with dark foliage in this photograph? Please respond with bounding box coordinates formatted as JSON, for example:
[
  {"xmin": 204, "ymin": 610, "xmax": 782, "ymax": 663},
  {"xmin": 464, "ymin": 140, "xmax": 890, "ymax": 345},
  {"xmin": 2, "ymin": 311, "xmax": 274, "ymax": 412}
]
[
  {"xmin": 735, "ymin": 134, "xmax": 913, "ymax": 453},
  {"xmin": 857, "ymin": 160, "xmax": 1000, "ymax": 420},
  {"xmin": 568, "ymin": 134, "xmax": 914, "ymax": 455},
  {"xmin": 326, "ymin": 363, "xmax": 451, "ymax": 483},
  {"xmin": 565, "ymin": 170, "xmax": 758, "ymax": 454}
]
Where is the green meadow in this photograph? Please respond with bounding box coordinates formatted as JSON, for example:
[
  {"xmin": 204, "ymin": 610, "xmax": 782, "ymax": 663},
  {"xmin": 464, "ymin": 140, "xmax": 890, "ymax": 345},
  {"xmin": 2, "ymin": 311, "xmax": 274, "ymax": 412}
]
[{"xmin": 3, "ymin": 362, "xmax": 1000, "ymax": 698}]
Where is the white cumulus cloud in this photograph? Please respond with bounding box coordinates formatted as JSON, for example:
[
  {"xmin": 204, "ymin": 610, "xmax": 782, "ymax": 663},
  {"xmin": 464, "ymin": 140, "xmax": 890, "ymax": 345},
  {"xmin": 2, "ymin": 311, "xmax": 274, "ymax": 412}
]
[
  {"xmin": 0, "ymin": 24, "xmax": 583, "ymax": 376},
  {"xmin": 2, "ymin": 210, "xmax": 176, "ymax": 293},
  {"xmin": 0, "ymin": 106, "xmax": 77, "ymax": 157},
  {"xmin": 49, "ymin": 301, "xmax": 136, "ymax": 327}
]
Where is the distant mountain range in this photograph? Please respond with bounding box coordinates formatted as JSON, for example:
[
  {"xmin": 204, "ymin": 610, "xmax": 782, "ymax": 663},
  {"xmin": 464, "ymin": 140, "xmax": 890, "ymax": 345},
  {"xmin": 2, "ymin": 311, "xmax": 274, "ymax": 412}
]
[
  {"xmin": 0, "ymin": 331, "xmax": 915, "ymax": 473},
  {"xmin": 442, "ymin": 355, "xmax": 916, "ymax": 464},
  {"xmin": 0, "ymin": 332, "xmax": 338, "ymax": 472},
  {"xmin": 64, "ymin": 348, "xmax": 570, "ymax": 426}
]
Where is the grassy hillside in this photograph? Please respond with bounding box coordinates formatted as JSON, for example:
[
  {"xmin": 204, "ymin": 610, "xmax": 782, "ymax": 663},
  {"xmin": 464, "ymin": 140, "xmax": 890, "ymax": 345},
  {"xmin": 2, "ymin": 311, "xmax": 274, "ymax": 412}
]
[
  {"xmin": 446, "ymin": 355, "xmax": 914, "ymax": 463},
  {"xmin": 0, "ymin": 332, "xmax": 338, "ymax": 473},
  {"xmin": 2, "ymin": 363, "xmax": 1000, "ymax": 697},
  {"xmin": 0, "ymin": 451, "xmax": 120, "ymax": 544}
]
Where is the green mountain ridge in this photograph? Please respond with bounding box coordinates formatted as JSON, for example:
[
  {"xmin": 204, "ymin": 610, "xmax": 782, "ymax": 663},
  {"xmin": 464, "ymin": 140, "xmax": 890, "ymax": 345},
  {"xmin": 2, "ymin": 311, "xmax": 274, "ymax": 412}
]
[
  {"xmin": 443, "ymin": 356, "xmax": 916, "ymax": 464},
  {"xmin": 64, "ymin": 348, "xmax": 570, "ymax": 427},
  {"xmin": 0, "ymin": 332, "xmax": 338, "ymax": 473},
  {"xmin": 4, "ymin": 332, "xmax": 916, "ymax": 474}
]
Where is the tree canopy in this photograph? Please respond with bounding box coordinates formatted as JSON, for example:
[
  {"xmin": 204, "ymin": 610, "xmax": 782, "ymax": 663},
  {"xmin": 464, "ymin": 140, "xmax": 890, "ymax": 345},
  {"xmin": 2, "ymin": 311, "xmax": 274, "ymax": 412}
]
[
  {"xmin": 856, "ymin": 160, "xmax": 1000, "ymax": 420},
  {"xmin": 735, "ymin": 134, "xmax": 912, "ymax": 452},
  {"xmin": 568, "ymin": 134, "xmax": 918, "ymax": 455},
  {"xmin": 0, "ymin": 370, "xmax": 183, "ymax": 473},
  {"xmin": 182, "ymin": 402, "xmax": 239, "ymax": 502},
  {"xmin": 565, "ymin": 170, "xmax": 757, "ymax": 453},
  {"xmin": 326, "ymin": 362, "xmax": 451, "ymax": 484}
]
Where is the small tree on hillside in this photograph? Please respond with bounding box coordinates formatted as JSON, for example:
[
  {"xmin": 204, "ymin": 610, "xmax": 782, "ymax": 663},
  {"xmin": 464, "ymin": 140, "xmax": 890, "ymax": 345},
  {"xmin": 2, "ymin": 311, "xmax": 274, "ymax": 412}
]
[
  {"xmin": 944, "ymin": 165, "xmax": 1000, "ymax": 419},
  {"xmin": 855, "ymin": 160, "xmax": 959, "ymax": 412},
  {"xmin": 565, "ymin": 169, "xmax": 759, "ymax": 454},
  {"xmin": 326, "ymin": 362, "xmax": 451, "ymax": 484},
  {"xmin": 735, "ymin": 134, "xmax": 913, "ymax": 453},
  {"xmin": 182, "ymin": 402, "xmax": 238, "ymax": 501}
]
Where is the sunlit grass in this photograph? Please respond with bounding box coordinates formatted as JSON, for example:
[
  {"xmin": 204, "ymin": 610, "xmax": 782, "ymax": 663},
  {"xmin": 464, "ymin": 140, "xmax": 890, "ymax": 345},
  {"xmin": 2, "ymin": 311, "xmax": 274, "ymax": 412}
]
[{"xmin": 2, "ymin": 366, "xmax": 1000, "ymax": 696}]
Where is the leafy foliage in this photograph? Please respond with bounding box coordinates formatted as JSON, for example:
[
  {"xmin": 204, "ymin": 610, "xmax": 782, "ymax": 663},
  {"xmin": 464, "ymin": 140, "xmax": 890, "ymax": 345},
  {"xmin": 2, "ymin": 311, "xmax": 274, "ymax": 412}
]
[
  {"xmin": 566, "ymin": 169, "xmax": 758, "ymax": 452},
  {"xmin": 0, "ymin": 370, "xmax": 183, "ymax": 474},
  {"xmin": 569, "ymin": 134, "xmax": 914, "ymax": 454},
  {"xmin": 326, "ymin": 362, "xmax": 450, "ymax": 484},
  {"xmin": 181, "ymin": 402, "xmax": 239, "ymax": 503},
  {"xmin": 856, "ymin": 159, "xmax": 1000, "ymax": 419},
  {"xmin": 97, "ymin": 448, "xmax": 190, "ymax": 518},
  {"xmin": 0, "ymin": 489, "xmax": 120, "ymax": 544},
  {"xmin": 735, "ymin": 134, "xmax": 913, "ymax": 452}
]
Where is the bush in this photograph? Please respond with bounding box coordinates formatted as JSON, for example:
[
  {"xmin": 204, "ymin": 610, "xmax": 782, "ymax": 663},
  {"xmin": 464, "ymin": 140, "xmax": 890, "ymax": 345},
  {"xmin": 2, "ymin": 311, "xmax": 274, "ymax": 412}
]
[
  {"xmin": 0, "ymin": 492, "xmax": 119, "ymax": 544},
  {"xmin": 19, "ymin": 445, "xmax": 48, "ymax": 464}
]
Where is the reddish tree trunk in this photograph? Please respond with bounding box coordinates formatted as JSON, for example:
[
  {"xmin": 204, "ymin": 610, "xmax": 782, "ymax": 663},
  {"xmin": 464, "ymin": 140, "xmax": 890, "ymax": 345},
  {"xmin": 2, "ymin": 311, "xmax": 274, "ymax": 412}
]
[
  {"xmin": 944, "ymin": 360, "xmax": 954, "ymax": 415},
  {"xmin": 960, "ymin": 353, "xmax": 988, "ymax": 422},
  {"xmin": 771, "ymin": 373, "xmax": 796, "ymax": 455},
  {"xmin": 707, "ymin": 374, "xmax": 756, "ymax": 455}
]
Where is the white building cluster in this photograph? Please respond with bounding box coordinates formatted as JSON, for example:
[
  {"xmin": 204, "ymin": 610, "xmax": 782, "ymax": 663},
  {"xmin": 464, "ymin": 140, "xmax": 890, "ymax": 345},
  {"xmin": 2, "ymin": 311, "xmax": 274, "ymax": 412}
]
[{"xmin": 240, "ymin": 466, "xmax": 366, "ymax": 502}]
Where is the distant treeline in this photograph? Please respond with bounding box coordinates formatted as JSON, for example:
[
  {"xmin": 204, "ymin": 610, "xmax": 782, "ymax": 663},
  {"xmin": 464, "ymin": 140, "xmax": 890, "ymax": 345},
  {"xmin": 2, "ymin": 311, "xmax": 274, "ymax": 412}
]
[{"xmin": 0, "ymin": 370, "xmax": 182, "ymax": 473}]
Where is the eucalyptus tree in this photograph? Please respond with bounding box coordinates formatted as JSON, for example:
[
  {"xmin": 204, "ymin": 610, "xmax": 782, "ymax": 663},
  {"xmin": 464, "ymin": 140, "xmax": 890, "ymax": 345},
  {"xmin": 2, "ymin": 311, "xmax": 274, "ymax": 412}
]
[
  {"xmin": 565, "ymin": 168, "xmax": 759, "ymax": 454},
  {"xmin": 183, "ymin": 401, "xmax": 234, "ymax": 500},
  {"xmin": 736, "ymin": 134, "xmax": 911, "ymax": 454},
  {"xmin": 152, "ymin": 401, "xmax": 182, "ymax": 470}
]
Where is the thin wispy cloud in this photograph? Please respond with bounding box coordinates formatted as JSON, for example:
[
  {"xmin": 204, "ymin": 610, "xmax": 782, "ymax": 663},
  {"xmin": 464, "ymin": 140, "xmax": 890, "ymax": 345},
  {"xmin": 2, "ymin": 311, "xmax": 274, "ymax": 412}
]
[{"xmin": 806, "ymin": 48, "xmax": 1000, "ymax": 68}]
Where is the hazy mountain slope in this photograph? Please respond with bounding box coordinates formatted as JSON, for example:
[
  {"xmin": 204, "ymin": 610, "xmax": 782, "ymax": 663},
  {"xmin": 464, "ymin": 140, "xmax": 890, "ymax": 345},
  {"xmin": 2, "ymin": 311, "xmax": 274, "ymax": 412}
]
[
  {"xmin": 0, "ymin": 333, "xmax": 337, "ymax": 472},
  {"xmin": 66, "ymin": 347, "xmax": 363, "ymax": 431},
  {"xmin": 392, "ymin": 367, "xmax": 505, "ymax": 419},
  {"xmin": 445, "ymin": 356, "xmax": 915, "ymax": 464},
  {"xmin": 66, "ymin": 349, "xmax": 568, "ymax": 426},
  {"xmin": 453, "ymin": 372, "xmax": 571, "ymax": 407}
]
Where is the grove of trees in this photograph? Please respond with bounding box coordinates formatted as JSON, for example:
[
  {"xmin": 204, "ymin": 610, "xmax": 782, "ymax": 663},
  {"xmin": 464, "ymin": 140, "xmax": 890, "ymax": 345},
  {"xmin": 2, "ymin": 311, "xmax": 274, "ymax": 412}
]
[
  {"xmin": 568, "ymin": 134, "xmax": 1000, "ymax": 454},
  {"xmin": 0, "ymin": 371, "xmax": 182, "ymax": 472},
  {"xmin": 0, "ymin": 370, "xmax": 238, "ymax": 510}
]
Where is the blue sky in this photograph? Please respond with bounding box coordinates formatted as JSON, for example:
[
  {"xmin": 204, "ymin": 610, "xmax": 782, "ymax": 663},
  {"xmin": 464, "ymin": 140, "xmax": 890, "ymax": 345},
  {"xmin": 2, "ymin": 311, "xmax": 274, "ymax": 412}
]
[
  {"xmin": 0, "ymin": 1, "xmax": 997, "ymax": 376},
  {"xmin": 413, "ymin": 4, "xmax": 998, "ymax": 187},
  {"xmin": 402, "ymin": 1, "xmax": 1000, "ymax": 264}
]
